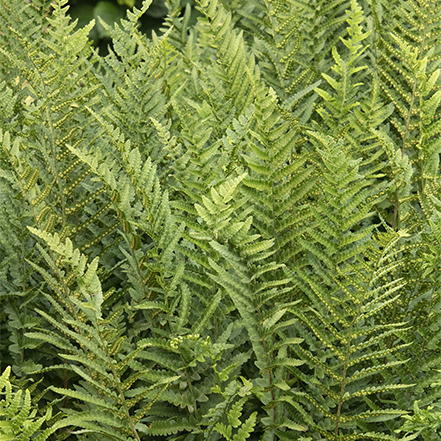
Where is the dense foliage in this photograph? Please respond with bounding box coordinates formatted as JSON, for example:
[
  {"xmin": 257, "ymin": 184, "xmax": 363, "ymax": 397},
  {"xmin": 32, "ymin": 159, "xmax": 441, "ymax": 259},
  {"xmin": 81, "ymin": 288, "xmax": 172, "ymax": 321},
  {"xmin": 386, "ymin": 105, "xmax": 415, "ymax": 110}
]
[
  {"xmin": 67, "ymin": 0, "xmax": 196, "ymax": 52},
  {"xmin": 1, "ymin": 0, "xmax": 441, "ymax": 439}
]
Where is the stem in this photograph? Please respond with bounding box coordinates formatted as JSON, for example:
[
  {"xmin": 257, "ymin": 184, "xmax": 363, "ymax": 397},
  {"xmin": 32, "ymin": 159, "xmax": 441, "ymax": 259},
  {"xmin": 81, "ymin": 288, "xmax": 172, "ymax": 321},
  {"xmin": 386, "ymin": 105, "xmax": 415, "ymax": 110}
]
[
  {"xmin": 392, "ymin": 33, "xmax": 427, "ymax": 231},
  {"xmin": 334, "ymin": 324, "xmax": 353, "ymax": 436},
  {"xmin": 95, "ymin": 312, "xmax": 142, "ymax": 441}
]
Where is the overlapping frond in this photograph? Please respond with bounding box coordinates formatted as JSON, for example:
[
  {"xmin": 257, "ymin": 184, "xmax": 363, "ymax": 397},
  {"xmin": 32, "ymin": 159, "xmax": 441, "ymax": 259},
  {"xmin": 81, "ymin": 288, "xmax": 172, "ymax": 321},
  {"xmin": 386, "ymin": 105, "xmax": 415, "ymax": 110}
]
[{"xmin": 2, "ymin": 0, "xmax": 441, "ymax": 440}]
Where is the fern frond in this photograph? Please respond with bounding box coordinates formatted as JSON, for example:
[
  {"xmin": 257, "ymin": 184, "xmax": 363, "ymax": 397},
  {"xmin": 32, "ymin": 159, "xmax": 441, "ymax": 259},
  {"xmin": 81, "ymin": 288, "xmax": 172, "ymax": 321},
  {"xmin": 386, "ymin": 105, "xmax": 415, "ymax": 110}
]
[{"xmin": 0, "ymin": 366, "xmax": 56, "ymax": 440}]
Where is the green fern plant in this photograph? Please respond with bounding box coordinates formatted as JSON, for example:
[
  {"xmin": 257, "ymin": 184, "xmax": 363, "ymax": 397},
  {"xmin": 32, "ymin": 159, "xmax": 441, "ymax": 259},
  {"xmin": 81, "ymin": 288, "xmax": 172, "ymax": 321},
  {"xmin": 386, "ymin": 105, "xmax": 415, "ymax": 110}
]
[
  {"xmin": 203, "ymin": 377, "xmax": 258, "ymax": 441},
  {"xmin": 0, "ymin": 365, "xmax": 67, "ymax": 441},
  {"xmin": 3, "ymin": 0, "xmax": 441, "ymax": 440}
]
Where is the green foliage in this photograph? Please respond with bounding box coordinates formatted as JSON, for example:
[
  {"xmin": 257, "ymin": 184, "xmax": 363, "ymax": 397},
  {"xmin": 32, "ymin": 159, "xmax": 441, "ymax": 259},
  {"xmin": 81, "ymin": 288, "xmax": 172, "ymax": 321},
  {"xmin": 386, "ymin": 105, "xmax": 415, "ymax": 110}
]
[
  {"xmin": 397, "ymin": 400, "xmax": 441, "ymax": 438},
  {"xmin": 1, "ymin": 0, "xmax": 441, "ymax": 440},
  {"xmin": 68, "ymin": 0, "xmax": 197, "ymax": 49},
  {"xmin": 0, "ymin": 366, "xmax": 62, "ymax": 440}
]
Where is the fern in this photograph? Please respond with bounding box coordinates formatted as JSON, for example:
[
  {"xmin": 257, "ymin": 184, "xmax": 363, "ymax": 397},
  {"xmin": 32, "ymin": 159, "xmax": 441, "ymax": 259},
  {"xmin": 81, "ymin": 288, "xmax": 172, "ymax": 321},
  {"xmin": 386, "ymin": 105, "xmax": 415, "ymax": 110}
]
[
  {"xmin": 3, "ymin": 0, "xmax": 441, "ymax": 440},
  {"xmin": 0, "ymin": 365, "xmax": 64, "ymax": 440}
]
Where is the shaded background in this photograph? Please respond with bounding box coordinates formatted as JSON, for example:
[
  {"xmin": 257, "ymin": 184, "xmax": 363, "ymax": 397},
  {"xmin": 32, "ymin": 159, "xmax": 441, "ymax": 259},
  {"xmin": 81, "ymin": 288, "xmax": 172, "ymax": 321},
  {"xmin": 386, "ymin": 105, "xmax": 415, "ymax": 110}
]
[{"xmin": 68, "ymin": 0, "xmax": 197, "ymax": 54}]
